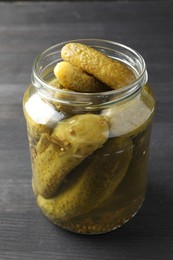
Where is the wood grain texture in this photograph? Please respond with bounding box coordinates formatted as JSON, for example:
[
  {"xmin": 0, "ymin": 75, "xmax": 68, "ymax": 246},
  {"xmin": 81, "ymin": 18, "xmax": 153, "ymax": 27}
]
[{"xmin": 0, "ymin": 1, "xmax": 173, "ymax": 259}]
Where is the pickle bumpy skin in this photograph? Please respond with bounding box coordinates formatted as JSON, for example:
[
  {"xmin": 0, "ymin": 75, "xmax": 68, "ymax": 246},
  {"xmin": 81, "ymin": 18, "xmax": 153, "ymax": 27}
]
[
  {"xmin": 37, "ymin": 137, "xmax": 133, "ymax": 223},
  {"xmin": 33, "ymin": 114, "xmax": 109, "ymax": 198},
  {"xmin": 61, "ymin": 43, "xmax": 135, "ymax": 89},
  {"xmin": 54, "ymin": 61, "xmax": 109, "ymax": 93}
]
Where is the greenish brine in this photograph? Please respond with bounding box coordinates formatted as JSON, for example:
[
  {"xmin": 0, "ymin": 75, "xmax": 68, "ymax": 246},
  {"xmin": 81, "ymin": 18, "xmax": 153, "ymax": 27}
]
[{"xmin": 23, "ymin": 40, "xmax": 156, "ymax": 234}]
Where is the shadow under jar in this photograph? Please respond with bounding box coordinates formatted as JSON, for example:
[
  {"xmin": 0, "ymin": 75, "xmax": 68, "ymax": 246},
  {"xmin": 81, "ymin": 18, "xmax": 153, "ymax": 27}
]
[{"xmin": 23, "ymin": 39, "xmax": 156, "ymax": 234}]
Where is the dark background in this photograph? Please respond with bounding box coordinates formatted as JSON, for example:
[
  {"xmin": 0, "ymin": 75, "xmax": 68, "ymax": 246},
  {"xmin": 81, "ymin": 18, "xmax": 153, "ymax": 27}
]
[{"xmin": 0, "ymin": 1, "xmax": 173, "ymax": 259}]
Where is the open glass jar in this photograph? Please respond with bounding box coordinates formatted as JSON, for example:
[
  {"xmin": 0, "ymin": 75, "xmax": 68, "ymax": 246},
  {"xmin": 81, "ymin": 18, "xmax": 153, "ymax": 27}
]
[{"xmin": 23, "ymin": 39, "xmax": 155, "ymax": 234}]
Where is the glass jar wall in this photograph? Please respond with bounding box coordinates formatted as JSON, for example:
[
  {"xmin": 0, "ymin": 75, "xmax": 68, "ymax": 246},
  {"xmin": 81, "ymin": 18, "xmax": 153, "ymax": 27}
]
[{"xmin": 23, "ymin": 39, "xmax": 156, "ymax": 234}]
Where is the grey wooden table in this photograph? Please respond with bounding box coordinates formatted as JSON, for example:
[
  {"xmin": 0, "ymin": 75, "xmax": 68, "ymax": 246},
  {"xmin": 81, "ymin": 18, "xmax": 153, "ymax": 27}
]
[{"xmin": 0, "ymin": 1, "xmax": 173, "ymax": 259}]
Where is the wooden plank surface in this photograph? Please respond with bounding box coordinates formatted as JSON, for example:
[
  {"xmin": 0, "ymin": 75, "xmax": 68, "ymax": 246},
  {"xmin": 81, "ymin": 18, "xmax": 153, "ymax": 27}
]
[{"xmin": 0, "ymin": 1, "xmax": 173, "ymax": 259}]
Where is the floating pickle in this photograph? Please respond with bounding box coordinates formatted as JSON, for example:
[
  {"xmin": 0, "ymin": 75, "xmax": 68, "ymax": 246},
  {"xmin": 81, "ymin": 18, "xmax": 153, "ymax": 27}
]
[
  {"xmin": 37, "ymin": 137, "xmax": 133, "ymax": 223},
  {"xmin": 33, "ymin": 114, "xmax": 109, "ymax": 198},
  {"xmin": 54, "ymin": 61, "xmax": 109, "ymax": 93},
  {"xmin": 61, "ymin": 43, "xmax": 135, "ymax": 89}
]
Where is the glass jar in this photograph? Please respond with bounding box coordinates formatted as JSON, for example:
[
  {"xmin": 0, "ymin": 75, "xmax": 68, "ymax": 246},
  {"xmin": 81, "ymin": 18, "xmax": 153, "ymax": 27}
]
[{"xmin": 23, "ymin": 39, "xmax": 155, "ymax": 234}]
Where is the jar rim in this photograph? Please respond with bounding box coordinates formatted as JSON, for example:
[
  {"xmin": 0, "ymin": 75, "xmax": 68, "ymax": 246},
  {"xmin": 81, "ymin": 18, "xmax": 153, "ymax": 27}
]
[{"xmin": 31, "ymin": 39, "xmax": 148, "ymax": 106}]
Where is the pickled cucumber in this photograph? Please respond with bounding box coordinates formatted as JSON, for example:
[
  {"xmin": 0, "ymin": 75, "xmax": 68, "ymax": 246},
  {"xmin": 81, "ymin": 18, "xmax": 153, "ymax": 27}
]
[
  {"xmin": 33, "ymin": 114, "xmax": 109, "ymax": 198},
  {"xmin": 54, "ymin": 61, "xmax": 109, "ymax": 93},
  {"xmin": 61, "ymin": 43, "xmax": 135, "ymax": 89},
  {"xmin": 37, "ymin": 137, "xmax": 133, "ymax": 223}
]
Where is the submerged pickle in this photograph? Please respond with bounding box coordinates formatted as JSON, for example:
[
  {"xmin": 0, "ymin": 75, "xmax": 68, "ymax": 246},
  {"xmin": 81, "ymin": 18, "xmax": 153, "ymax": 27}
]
[
  {"xmin": 33, "ymin": 114, "xmax": 109, "ymax": 198},
  {"xmin": 37, "ymin": 137, "xmax": 133, "ymax": 222}
]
